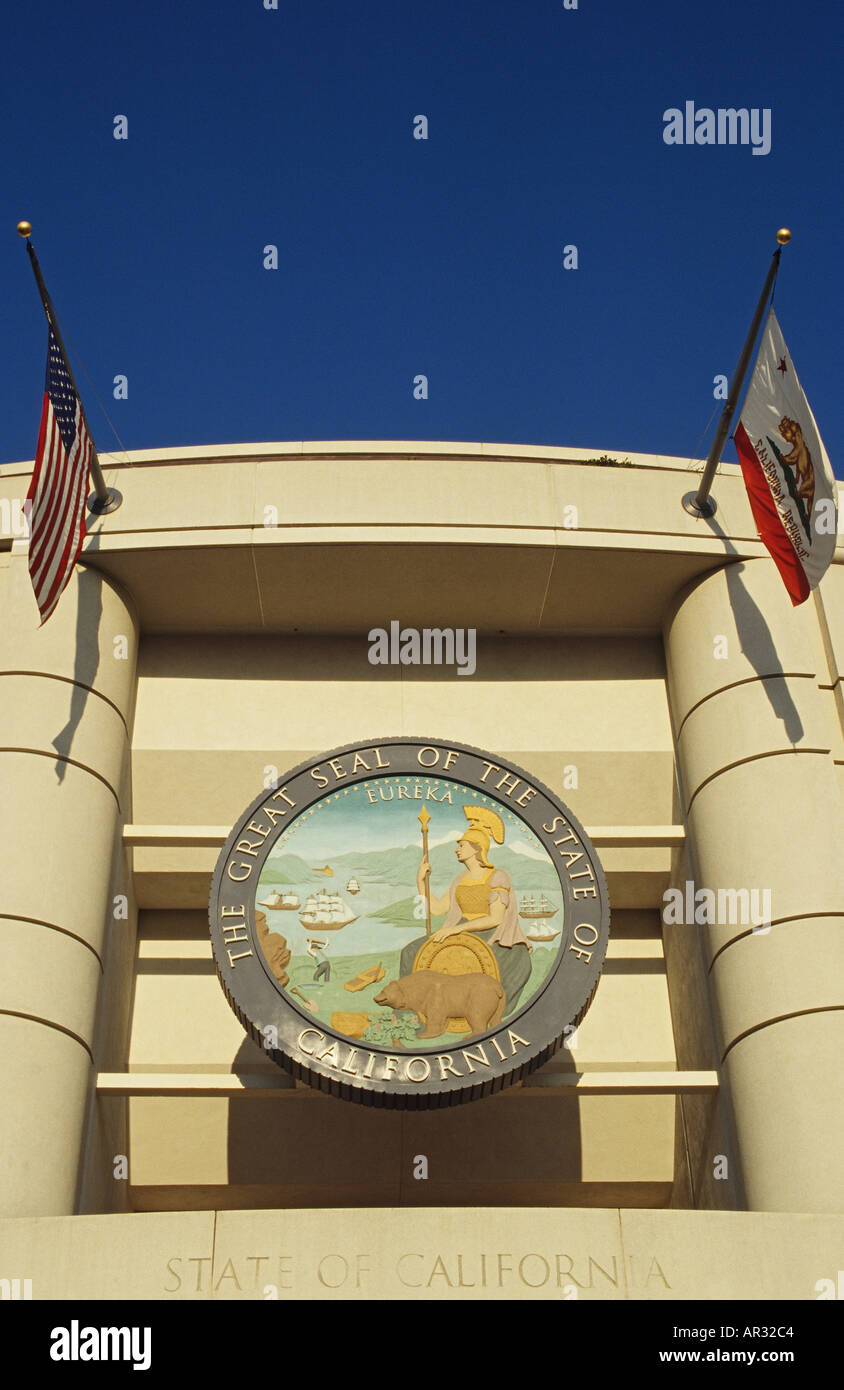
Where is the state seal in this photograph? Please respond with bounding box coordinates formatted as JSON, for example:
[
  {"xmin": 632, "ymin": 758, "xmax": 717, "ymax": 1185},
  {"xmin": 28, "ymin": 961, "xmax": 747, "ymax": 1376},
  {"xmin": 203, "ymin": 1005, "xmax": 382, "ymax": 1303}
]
[{"xmin": 208, "ymin": 738, "xmax": 610, "ymax": 1107}]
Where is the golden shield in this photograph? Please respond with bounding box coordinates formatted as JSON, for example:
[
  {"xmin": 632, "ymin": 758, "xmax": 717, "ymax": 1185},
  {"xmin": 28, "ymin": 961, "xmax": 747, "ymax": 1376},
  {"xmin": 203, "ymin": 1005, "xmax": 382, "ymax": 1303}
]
[{"xmin": 412, "ymin": 931, "xmax": 501, "ymax": 1033}]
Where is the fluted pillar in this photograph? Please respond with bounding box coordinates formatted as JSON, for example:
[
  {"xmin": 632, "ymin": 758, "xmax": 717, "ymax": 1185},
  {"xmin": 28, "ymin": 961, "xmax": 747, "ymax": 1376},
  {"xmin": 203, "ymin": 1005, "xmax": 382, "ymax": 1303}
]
[
  {"xmin": 664, "ymin": 558, "xmax": 844, "ymax": 1212},
  {"xmin": 0, "ymin": 555, "xmax": 137, "ymax": 1216}
]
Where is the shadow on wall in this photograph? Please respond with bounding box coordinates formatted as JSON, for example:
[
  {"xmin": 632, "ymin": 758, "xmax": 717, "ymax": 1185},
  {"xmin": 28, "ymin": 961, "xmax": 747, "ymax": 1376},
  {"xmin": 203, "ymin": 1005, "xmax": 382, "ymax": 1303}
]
[
  {"xmin": 705, "ymin": 516, "xmax": 803, "ymax": 744},
  {"xmin": 51, "ymin": 567, "xmax": 102, "ymax": 781},
  {"xmin": 225, "ymin": 1032, "xmax": 584, "ymax": 1207}
]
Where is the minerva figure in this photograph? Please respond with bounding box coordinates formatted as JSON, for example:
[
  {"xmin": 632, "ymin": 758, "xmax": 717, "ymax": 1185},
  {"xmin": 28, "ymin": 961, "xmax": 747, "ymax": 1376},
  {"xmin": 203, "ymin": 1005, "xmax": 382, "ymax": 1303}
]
[{"xmin": 400, "ymin": 805, "xmax": 532, "ymax": 1017}]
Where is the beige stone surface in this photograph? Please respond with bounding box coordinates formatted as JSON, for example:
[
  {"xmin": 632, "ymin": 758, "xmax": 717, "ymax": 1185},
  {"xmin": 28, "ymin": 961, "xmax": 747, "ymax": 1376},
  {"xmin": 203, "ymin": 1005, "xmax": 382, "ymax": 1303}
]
[
  {"xmin": 257, "ymin": 455, "xmax": 558, "ymax": 529},
  {"xmin": 0, "ymin": 919, "xmax": 103, "ymax": 1049},
  {"xmin": 816, "ymin": 564, "xmax": 844, "ymax": 685},
  {"xmin": 2, "ymin": 441, "xmax": 842, "ymax": 1235},
  {"xmin": 133, "ymin": 636, "xmax": 403, "ymax": 751},
  {"xmin": 686, "ymin": 754, "xmax": 844, "ymax": 947},
  {"xmin": 664, "ymin": 554, "xmax": 844, "ymax": 1217},
  {"xmin": 126, "ymin": 626, "xmax": 680, "ymax": 909},
  {"xmin": 556, "ymin": 962, "xmax": 676, "ymax": 1066},
  {"xmin": 127, "ymin": 630, "xmax": 678, "ymax": 911},
  {"xmin": 0, "ymin": 556, "xmax": 137, "ymax": 711},
  {"xmin": 255, "ymin": 540, "xmax": 559, "ymax": 631},
  {"xmin": 832, "ymin": 685, "xmax": 844, "ymax": 749},
  {"xmin": 547, "ymin": 460, "xmax": 761, "ymax": 543},
  {"xmin": 722, "ymin": 1011, "xmax": 844, "ymax": 1213},
  {"xmin": 4, "ymin": 440, "xmax": 765, "ymax": 541},
  {"xmin": 0, "ymin": 672, "xmax": 129, "ymax": 799},
  {"xmin": 91, "ymin": 461, "xmax": 254, "ymax": 535},
  {"xmin": 129, "ymin": 958, "xmax": 267, "ymax": 1070},
  {"xmin": 619, "ymin": 1208, "xmax": 844, "ymax": 1301},
  {"xmin": 676, "ymin": 674, "xmax": 830, "ymax": 806},
  {"xmin": 15, "ymin": 441, "xmax": 780, "ymax": 635},
  {"xmin": 661, "ymin": 843, "xmax": 741, "ymax": 1212},
  {"xmin": 128, "ymin": 749, "xmax": 677, "ymax": 843},
  {"xmin": 128, "ymin": 1099, "xmax": 234, "ymax": 1188},
  {"xmin": 210, "ymin": 1205, "xmax": 627, "ymax": 1300},
  {"xmin": 817, "ymin": 684, "xmax": 844, "ymax": 762},
  {"xmin": 0, "ymin": 1205, "xmax": 840, "ymax": 1299},
  {"xmin": 131, "ymin": 634, "xmax": 671, "ymax": 753},
  {"xmin": 86, "ymin": 533, "xmax": 737, "ymax": 635},
  {"xmin": 710, "ymin": 918, "xmax": 844, "ymax": 1051},
  {"xmin": 0, "ymin": 562, "xmax": 136, "ymax": 1217},
  {"xmin": 0, "ymin": 1016, "xmax": 92, "ymax": 1216},
  {"xmin": 399, "ymin": 648, "xmax": 672, "ymax": 754},
  {"xmin": 0, "ymin": 1210, "xmax": 214, "ymax": 1300},
  {"xmin": 0, "ymin": 752, "xmax": 125, "ymax": 950},
  {"xmin": 125, "ymin": 907, "xmax": 677, "ymax": 1205},
  {"xmin": 665, "ymin": 559, "xmax": 819, "ymax": 725},
  {"xmin": 63, "ymin": 762, "xmax": 137, "ymax": 1215},
  {"xmin": 93, "ymin": 542, "xmax": 262, "ymax": 631}
]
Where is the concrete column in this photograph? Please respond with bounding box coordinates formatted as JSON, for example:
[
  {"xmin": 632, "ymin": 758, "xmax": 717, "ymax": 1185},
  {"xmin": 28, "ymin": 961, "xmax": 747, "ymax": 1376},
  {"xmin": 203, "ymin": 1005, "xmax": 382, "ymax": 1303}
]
[
  {"xmin": 664, "ymin": 559, "xmax": 844, "ymax": 1213},
  {"xmin": 0, "ymin": 555, "xmax": 137, "ymax": 1216}
]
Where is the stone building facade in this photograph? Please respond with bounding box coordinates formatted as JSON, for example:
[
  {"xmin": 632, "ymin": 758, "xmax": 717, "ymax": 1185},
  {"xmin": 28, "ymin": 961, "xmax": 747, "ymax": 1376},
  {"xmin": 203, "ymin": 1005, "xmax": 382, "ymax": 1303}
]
[{"xmin": 1, "ymin": 441, "xmax": 842, "ymax": 1300}]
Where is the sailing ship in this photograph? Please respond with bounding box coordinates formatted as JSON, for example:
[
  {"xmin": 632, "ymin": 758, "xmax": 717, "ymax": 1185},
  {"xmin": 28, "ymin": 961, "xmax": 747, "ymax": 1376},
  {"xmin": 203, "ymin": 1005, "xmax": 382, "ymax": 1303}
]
[
  {"xmin": 299, "ymin": 890, "xmax": 357, "ymax": 930},
  {"xmin": 519, "ymin": 892, "xmax": 558, "ymax": 919},
  {"xmin": 258, "ymin": 889, "xmax": 300, "ymax": 910},
  {"xmin": 346, "ymin": 877, "xmax": 360, "ymax": 895},
  {"xmin": 521, "ymin": 919, "xmax": 560, "ymax": 945}
]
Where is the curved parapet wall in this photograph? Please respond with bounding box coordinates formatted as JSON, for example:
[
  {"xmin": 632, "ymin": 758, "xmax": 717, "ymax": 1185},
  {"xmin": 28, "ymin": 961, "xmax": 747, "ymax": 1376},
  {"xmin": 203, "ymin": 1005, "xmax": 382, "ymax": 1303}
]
[
  {"xmin": 664, "ymin": 558, "xmax": 844, "ymax": 1212},
  {"xmin": 0, "ymin": 558, "xmax": 137, "ymax": 1216},
  {"xmin": 5, "ymin": 439, "xmax": 840, "ymax": 635}
]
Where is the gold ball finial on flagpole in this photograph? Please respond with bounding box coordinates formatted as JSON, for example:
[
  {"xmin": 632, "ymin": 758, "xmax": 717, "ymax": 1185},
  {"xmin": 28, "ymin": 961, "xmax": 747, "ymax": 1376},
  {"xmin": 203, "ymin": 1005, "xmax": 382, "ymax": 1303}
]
[
  {"xmin": 776, "ymin": 228, "xmax": 791, "ymax": 244},
  {"xmin": 17, "ymin": 221, "xmax": 33, "ymax": 237}
]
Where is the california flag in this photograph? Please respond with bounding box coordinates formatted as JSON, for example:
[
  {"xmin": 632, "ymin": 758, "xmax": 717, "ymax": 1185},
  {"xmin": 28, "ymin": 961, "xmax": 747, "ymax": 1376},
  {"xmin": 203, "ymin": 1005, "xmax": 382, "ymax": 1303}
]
[{"xmin": 735, "ymin": 308, "xmax": 838, "ymax": 605}]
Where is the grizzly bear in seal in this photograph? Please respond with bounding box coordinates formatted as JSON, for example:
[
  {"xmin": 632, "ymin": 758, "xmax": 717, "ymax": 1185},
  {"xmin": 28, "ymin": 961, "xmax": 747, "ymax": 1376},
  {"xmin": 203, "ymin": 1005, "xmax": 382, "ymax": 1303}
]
[{"xmin": 374, "ymin": 970, "xmax": 505, "ymax": 1039}]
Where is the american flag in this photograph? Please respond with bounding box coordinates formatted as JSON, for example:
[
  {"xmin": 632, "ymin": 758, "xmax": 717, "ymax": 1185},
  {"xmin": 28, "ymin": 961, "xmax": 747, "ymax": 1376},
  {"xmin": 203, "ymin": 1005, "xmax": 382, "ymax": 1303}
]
[{"xmin": 26, "ymin": 327, "xmax": 94, "ymax": 623}]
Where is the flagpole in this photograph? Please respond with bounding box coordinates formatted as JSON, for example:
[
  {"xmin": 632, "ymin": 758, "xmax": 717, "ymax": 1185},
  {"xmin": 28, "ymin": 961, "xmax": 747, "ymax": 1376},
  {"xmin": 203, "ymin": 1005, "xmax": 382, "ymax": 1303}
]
[
  {"xmin": 683, "ymin": 229, "xmax": 791, "ymax": 519},
  {"xmin": 17, "ymin": 221, "xmax": 122, "ymax": 516}
]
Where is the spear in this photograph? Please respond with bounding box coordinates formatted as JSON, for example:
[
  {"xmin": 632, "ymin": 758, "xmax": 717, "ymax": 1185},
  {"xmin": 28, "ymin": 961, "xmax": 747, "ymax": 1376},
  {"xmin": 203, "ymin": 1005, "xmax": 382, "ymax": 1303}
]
[{"xmin": 418, "ymin": 805, "xmax": 432, "ymax": 936}]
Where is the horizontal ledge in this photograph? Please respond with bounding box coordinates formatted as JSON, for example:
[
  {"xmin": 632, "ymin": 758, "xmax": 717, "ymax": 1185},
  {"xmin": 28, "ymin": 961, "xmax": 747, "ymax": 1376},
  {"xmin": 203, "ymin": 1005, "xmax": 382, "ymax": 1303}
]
[
  {"xmin": 124, "ymin": 825, "xmax": 232, "ymax": 847},
  {"xmin": 589, "ymin": 827, "xmax": 685, "ymax": 848},
  {"xmin": 518, "ymin": 1070, "xmax": 718, "ymax": 1094},
  {"xmin": 96, "ymin": 1070, "xmax": 716, "ymax": 1098},
  {"xmin": 4, "ymin": 439, "xmax": 744, "ymax": 470},
  {"xmin": 137, "ymin": 940, "xmax": 665, "ymax": 962},
  {"xmin": 78, "ymin": 531, "xmax": 766, "ymax": 566},
  {"xmin": 122, "ymin": 824, "xmax": 685, "ymax": 849}
]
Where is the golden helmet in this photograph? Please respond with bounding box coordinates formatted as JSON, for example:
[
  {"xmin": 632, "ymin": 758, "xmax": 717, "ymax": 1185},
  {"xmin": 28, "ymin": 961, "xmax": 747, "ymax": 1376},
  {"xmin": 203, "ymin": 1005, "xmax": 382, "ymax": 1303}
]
[{"xmin": 456, "ymin": 805, "xmax": 505, "ymax": 867}]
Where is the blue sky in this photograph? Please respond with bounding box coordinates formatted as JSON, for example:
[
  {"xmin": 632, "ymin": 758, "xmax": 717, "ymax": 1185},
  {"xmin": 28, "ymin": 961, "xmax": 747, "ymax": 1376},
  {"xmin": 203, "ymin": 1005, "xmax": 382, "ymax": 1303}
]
[{"xmin": 2, "ymin": 0, "xmax": 842, "ymax": 475}]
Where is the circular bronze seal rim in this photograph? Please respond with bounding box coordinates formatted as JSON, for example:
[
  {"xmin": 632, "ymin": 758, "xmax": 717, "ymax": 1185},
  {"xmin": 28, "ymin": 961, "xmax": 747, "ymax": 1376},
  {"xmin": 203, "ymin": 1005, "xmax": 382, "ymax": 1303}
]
[{"xmin": 209, "ymin": 737, "xmax": 611, "ymax": 1109}]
